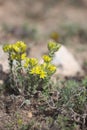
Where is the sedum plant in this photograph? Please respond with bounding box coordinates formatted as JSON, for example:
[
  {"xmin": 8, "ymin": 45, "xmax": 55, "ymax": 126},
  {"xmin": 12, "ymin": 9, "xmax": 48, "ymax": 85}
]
[{"xmin": 3, "ymin": 40, "xmax": 61, "ymax": 97}]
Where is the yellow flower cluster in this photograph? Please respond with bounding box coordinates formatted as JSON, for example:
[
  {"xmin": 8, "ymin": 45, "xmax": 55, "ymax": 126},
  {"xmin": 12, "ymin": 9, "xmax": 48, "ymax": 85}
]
[
  {"xmin": 3, "ymin": 41, "xmax": 60, "ymax": 79},
  {"xmin": 12, "ymin": 41, "xmax": 26, "ymax": 53},
  {"xmin": 24, "ymin": 58, "xmax": 38, "ymax": 68},
  {"xmin": 3, "ymin": 41, "xmax": 27, "ymax": 60},
  {"xmin": 30, "ymin": 65, "xmax": 47, "ymax": 79},
  {"xmin": 48, "ymin": 40, "xmax": 61, "ymax": 52},
  {"xmin": 11, "ymin": 53, "xmax": 26, "ymax": 61},
  {"xmin": 30, "ymin": 63, "xmax": 56, "ymax": 79},
  {"xmin": 29, "ymin": 58, "xmax": 38, "ymax": 66},
  {"xmin": 46, "ymin": 64, "xmax": 56, "ymax": 74},
  {"xmin": 3, "ymin": 44, "xmax": 13, "ymax": 52},
  {"xmin": 43, "ymin": 55, "xmax": 52, "ymax": 63}
]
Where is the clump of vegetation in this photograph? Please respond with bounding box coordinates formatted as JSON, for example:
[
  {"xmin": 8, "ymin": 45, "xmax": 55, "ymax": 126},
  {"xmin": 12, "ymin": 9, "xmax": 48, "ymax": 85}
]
[{"xmin": 3, "ymin": 40, "xmax": 61, "ymax": 97}]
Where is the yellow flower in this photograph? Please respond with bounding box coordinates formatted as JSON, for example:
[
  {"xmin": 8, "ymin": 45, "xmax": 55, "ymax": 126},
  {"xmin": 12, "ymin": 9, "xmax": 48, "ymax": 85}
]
[
  {"xmin": 42, "ymin": 55, "xmax": 52, "ymax": 63},
  {"xmin": 29, "ymin": 58, "xmax": 38, "ymax": 66},
  {"xmin": 8, "ymin": 44, "xmax": 13, "ymax": 50},
  {"xmin": 30, "ymin": 66, "xmax": 41, "ymax": 75},
  {"xmin": 30, "ymin": 65, "xmax": 47, "ymax": 79},
  {"xmin": 39, "ymin": 70, "xmax": 47, "ymax": 79},
  {"xmin": 3, "ymin": 44, "xmax": 9, "ymax": 52},
  {"xmin": 10, "ymin": 52, "xmax": 26, "ymax": 61},
  {"xmin": 21, "ymin": 53, "xmax": 26, "ymax": 60},
  {"xmin": 47, "ymin": 64, "xmax": 56, "ymax": 74},
  {"xmin": 23, "ymin": 57, "xmax": 38, "ymax": 68},
  {"xmin": 12, "ymin": 44, "xmax": 20, "ymax": 53},
  {"xmin": 12, "ymin": 41, "xmax": 26, "ymax": 53},
  {"xmin": 3, "ymin": 44, "xmax": 12, "ymax": 52},
  {"xmin": 3, "ymin": 41, "xmax": 27, "ymax": 55},
  {"xmin": 14, "ymin": 41, "xmax": 27, "ymax": 53},
  {"xmin": 48, "ymin": 40, "xmax": 61, "ymax": 52}
]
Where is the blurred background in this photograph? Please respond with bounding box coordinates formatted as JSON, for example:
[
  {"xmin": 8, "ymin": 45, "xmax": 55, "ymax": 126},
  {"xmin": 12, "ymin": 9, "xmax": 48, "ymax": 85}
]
[{"xmin": 0, "ymin": 0, "xmax": 87, "ymax": 76}]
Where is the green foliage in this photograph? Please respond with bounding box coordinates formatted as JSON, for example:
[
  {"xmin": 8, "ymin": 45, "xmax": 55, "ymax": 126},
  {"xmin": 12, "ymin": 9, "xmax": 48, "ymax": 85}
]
[
  {"xmin": 21, "ymin": 79, "xmax": 86, "ymax": 130},
  {"xmin": 56, "ymin": 79, "xmax": 87, "ymax": 109},
  {"xmin": 54, "ymin": 79, "xmax": 87, "ymax": 130},
  {"xmin": 56, "ymin": 115, "xmax": 77, "ymax": 130}
]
